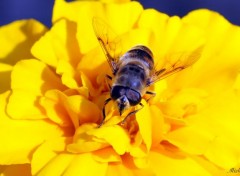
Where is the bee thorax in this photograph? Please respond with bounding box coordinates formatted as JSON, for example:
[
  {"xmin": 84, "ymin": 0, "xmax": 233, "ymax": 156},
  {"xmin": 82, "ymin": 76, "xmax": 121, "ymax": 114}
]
[{"xmin": 120, "ymin": 45, "xmax": 154, "ymax": 70}]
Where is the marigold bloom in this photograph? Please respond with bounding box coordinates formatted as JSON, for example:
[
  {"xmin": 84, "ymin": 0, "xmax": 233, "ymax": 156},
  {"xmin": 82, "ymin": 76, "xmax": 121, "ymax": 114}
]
[{"xmin": 1, "ymin": 0, "xmax": 240, "ymax": 175}]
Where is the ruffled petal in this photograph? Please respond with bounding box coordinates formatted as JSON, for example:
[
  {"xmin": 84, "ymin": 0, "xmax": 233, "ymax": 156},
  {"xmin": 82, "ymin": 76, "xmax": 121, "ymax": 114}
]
[
  {"xmin": 35, "ymin": 153, "xmax": 75, "ymax": 176},
  {"xmin": 0, "ymin": 19, "xmax": 47, "ymax": 65},
  {"xmin": 68, "ymin": 124, "xmax": 130, "ymax": 155},
  {"xmin": 0, "ymin": 91, "xmax": 65, "ymax": 165},
  {"xmin": 149, "ymin": 105, "xmax": 166, "ymax": 147},
  {"xmin": 0, "ymin": 164, "xmax": 31, "ymax": 176},
  {"xmin": 39, "ymin": 90, "xmax": 72, "ymax": 127},
  {"xmin": 106, "ymin": 154, "xmax": 154, "ymax": 176},
  {"xmin": 92, "ymin": 147, "xmax": 122, "ymax": 163},
  {"xmin": 63, "ymin": 153, "xmax": 107, "ymax": 176},
  {"xmin": 7, "ymin": 59, "xmax": 65, "ymax": 119},
  {"xmin": 201, "ymin": 92, "xmax": 240, "ymax": 169},
  {"xmin": 149, "ymin": 148, "xmax": 216, "ymax": 176},
  {"xmin": 1, "ymin": 2, "xmax": 240, "ymax": 176},
  {"xmin": 63, "ymin": 94, "xmax": 101, "ymax": 128},
  {"xmin": 165, "ymin": 126, "xmax": 215, "ymax": 155},
  {"xmin": 138, "ymin": 9, "xmax": 205, "ymax": 60},
  {"xmin": 89, "ymin": 125, "xmax": 130, "ymax": 155},
  {"xmin": 40, "ymin": 88, "xmax": 100, "ymax": 129},
  {"xmin": 31, "ymin": 19, "xmax": 81, "ymax": 68},
  {"xmin": 168, "ymin": 9, "xmax": 240, "ymax": 93},
  {"xmin": 0, "ymin": 63, "xmax": 12, "ymax": 93},
  {"xmin": 57, "ymin": 59, "xmax": 80, "ymax": 89},
  {"xmin": 67, "ymin": 124, "xmax": 108, "ymax": 154},
  {"xmin": 53, "ymin": 0, "xmax": 143, "ymax": 54},
  {"xmin": 31, "ymin": 137, "xmax": 72, "ymax": 175},
  {"xmin": 136, "ymin": 100, "xmax": 152, "ymax": 152}
]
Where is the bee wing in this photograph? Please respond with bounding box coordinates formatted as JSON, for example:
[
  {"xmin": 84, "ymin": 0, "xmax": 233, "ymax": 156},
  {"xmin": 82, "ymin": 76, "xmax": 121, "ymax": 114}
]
[
  {"xmin": 92, "ymin": 18, "xmax": 122, "ymax": 74},
  {"xmin": 147, "ymin": 46, "xmax": 204, "ymax": 86}
]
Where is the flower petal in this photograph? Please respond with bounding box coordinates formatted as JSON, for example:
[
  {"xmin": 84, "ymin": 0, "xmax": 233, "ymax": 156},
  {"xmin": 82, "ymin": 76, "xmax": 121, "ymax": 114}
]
[
  {"xmin": 92, "ymin": 147, "xmax": 122, "ymax": 163},
  {"xmin": 149, "ymin": 105, "xmax": 165, "ymax": 147},
  {"xmin": 0, "ymin": 19, "xmax": 47, "ymax": 65},
  {"xmin": 69, "ymin": 124, "xmax": 130, "ymax": 155},
  {"xmin": 106, "ymin": 154, "xmax": 154, "ymax": 176},
  {"xmin": 201, "ymin": 91, "xmax": 240, "ymax": 169},
  {"xmin": 0, "ymin": 91, "xmax": 65, "ymax": 165},
  {"xmin": 67, "ymin": 124, "xmax": 109, "ymax": 154},
  {"xmin": 7, "ymin": 59, "xmax": 65, "ymax": 119},
  {"xmin": 41, "ymin": 89, "xmax": 101, "ymax": 129},
  {"xmin": 138, "ymin": 9, "xmax": 205, "ymax": 60},
  {"xmin": 39, "ymin": 90, "xmax": 72, "ymax": 127},
  {"xmin": 76, "ymin": 1, "xmax": 143, "ymax": 53},
  {"xmin": 168, "ymin": 9, "xmax": 240, "ymax": 94},
  {"xmin": 77, "ymin": 48, "xmax": 108, "ymax": 87},
  {"xmin": 0, "ymin": 63, "xmax": 12, "ymax": 72},
  {"xmin": 87, "ymin": 125, "xmax": 130, "ymax": 155},
  {"xmin": 0, "ymin": 63, "xmax": 12, "ymax": 93},
  {"xmin": 149, "ymin": 148, "xmax": 214, "ymax": 176},
  {"xmin": 106, "ymin": 163, "xmax": 135, "ymax": 176},
  {"xmin": 204, "ymin": 136, "xmax": 240, "ymax": 170},
  {"xmin": 63, "ymin": 153, "xmax": 108, "ymax": 176},
  {"xmin": 165, "ymin": 126, "xmax": 215, "ymax": 155},
  {"xmin": 0, "ymin": 164, "xmax": 31, "ymax": 176},
  {"xmin": 63, "ymin": 94, "xmax": 101, "ymax": 128},
  {"xmin": 136, "ymin": 101, "xmax": 152, "ymax": 152},
  {"xmin": 53, "ymin": 0, "xmax": 143, "ymax": 53},
  {"xmin": 57, "ymin": 59, "xmax": 79, "ymax": 89},
  {"xmin": 0, "ymin": 119, "xmax": 62, "ymax": 164},
  {"xmin": 31, "ymin": 137, "xmax": 72, "ymax": 175},
  {"xmin": 32, "ymin": 19, "xmax": 81, "ymax": 68},
  {"xmin": 160, "ymin": 88, "xmax": 207, "ymax": 119},
  {"xmin": 166, "ymin": 91, "xmax": 240, "ymax": 169},
  {"xmin": 120, "ymin": 28, "xmax": 153, "ymax": 54},
  {"xmin": 35, "ymin": 153, "xmax": 75, "ymax": 176}
]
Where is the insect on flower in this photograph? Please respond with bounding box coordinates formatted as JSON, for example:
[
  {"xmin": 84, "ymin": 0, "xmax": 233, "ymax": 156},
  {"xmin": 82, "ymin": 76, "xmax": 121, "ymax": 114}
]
[{"xmin": 93, "ymin": 18, "xmax": 203, "ymax": 127}]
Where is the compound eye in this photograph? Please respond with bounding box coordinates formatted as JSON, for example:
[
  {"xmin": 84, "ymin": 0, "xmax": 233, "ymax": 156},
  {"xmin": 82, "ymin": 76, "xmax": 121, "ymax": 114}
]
[
  {"xmin": 126, "ymin": 89, "xmax": 141, "ymax": 106},
  {"xmin": 110, "ymin": 86, "xmax": 126, "ymax": 100}
]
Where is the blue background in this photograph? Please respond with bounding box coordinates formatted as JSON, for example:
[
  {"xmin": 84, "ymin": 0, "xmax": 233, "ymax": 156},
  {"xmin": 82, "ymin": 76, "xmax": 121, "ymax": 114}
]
[{"xmin": 0, "ymin": 0, "xmax": 240, "ymax": 27}]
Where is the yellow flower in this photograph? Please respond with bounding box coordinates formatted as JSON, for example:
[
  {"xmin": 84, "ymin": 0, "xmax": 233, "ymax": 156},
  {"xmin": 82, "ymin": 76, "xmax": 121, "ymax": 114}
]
[
  {"xmin": 1, "ymin": 0, "xmax": 240, "ymax": 175},
  {"xmin": 0, "ymin": 20, "xmax": 47, "ymax": 94}
]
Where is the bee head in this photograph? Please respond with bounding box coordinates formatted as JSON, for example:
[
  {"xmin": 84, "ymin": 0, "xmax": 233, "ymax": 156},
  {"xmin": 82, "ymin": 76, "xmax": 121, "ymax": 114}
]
[{"xmin": 116, "ymin": 95, "xmax": 130, "ymax": 115}]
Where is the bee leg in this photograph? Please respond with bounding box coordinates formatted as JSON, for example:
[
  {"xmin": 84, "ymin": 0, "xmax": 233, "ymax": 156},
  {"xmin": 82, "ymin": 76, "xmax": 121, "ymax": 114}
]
[
  {"xmin": 105, "ymin": 74, "xmax": 112, "ymax": 89},
  {"xmin": 121, "ymin": 103, "xmax": 144, "ymax": 125},
  {"xmin": 98, "ymin": 97, "xmax": 112, "ymax": 128},
  {"xmin": 146, "ymin": 91, "xmax": 156, "ymax": 102}
]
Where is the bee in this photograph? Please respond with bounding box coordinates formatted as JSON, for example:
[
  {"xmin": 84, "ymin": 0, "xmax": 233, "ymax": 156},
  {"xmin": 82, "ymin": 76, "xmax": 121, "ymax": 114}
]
[{"xmin": 93, "ymin": 18, "xmax": 203, "ymax": 127}]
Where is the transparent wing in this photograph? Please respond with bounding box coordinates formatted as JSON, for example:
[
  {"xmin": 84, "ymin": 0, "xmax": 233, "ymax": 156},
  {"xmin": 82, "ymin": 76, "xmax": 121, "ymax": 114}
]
[
  {"xmin": 147, "ymin": 46, "xmax": 204, "ymax": 86},
  {"xmin": 92, "ymin": 17, "xmax": 123, "ymax": 74}
]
